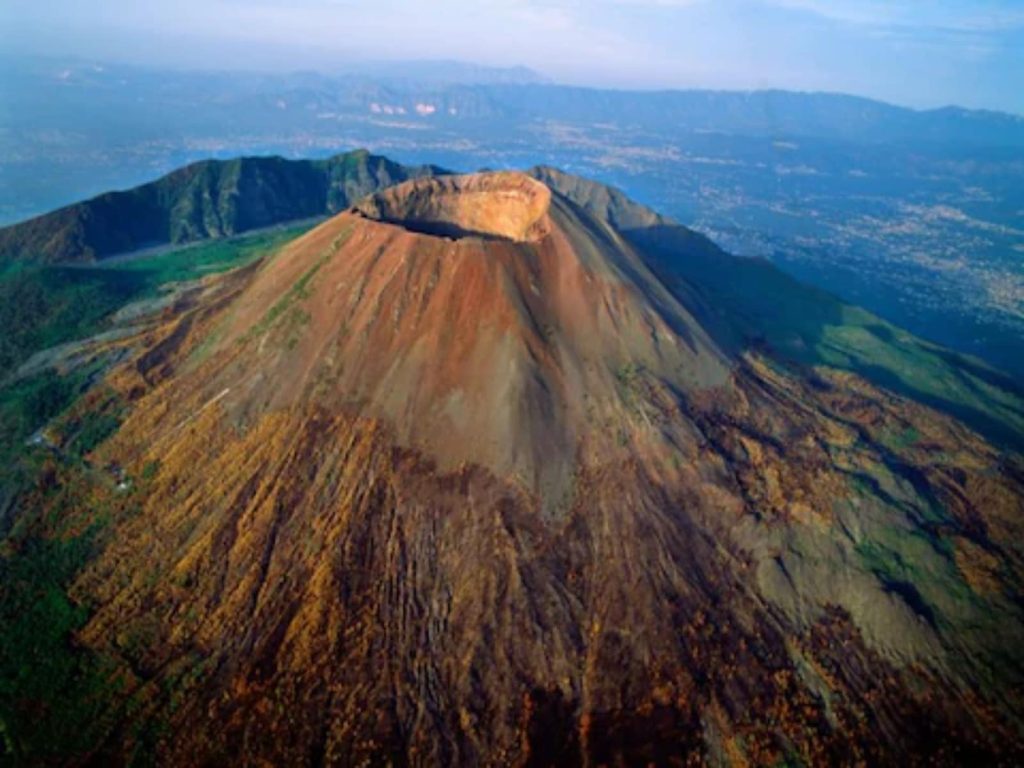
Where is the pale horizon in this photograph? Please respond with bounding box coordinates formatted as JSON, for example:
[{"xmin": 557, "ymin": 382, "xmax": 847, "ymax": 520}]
[{"xmin": 3, "ymin": 0, "xmax": 1023, "ymax": 114}]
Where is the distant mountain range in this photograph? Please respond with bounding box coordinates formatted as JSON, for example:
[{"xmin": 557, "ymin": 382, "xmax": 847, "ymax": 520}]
[
  {"xmin": 447, "ymin": 85, "xmax": 1024, "ymax": 147},
  {"xmin": 4, "ymin": 57, "xmax": 1022, "ymax": 152},
  {"xmin": 332, "ymin": 59, "xmax": 547, "ymax": 85}
]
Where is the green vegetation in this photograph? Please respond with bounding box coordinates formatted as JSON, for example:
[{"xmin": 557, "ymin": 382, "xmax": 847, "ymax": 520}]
[
  {"xmin": 0, "ymin": 432, "xmax": 212, "ymax": 764},
  {"xmin": 248, "ymin": 233, "xmax": 342, "ymax": 342},
  {"xmin": 0, "ymin": 225, "xmax": 309, "ymax": 377},
  {"xmin": 0, "ymin": 375, "xmax": 157, "ymax": 762},
  {"xmin": 103, "ymin": 223, "xmax": 307, "ymax": 286},
  {"xmin": 0, "ymin": 225, "xmax": 309, "ymax": 498},
  {"xmin": 615, "ymin": 362, "xmax": 650, "ymax": 419},
  {"xmin": 0, "ymin": 371, "xmax": 82, "ymax": 445},
  {"xmin": 67, "ymin": 412, "xmax": 123, "ymax": 458},
  {"xmin": 633, "ymin": 226, "xmax": 1024, "ymax": 451},
  {"xmin": 0, "ymin": 474, "xmax": 120, "ymax": 763},
  {"xmin": 0, "ymin": 370, "xmax": 88, "ymax": 494},
  {"xmin": 0, "ymin": 227, "xmax": 315, "ymax": 761},
  {"xmin": 881, "ymin": 426, "xmax": 921, "ymax": 453},
  {"xmin": 615, "ymin": 362, "xmax": 642, "ymax": 389},
  {"xmin": 140, "ymin": 460, "xmax": 160, "ymax": 482},
  {"xmin": 812, "ymin": 319, "xmax": 1022, "ymax": 449},
  {"xmin": 250, "ymin": 265, "xmax": 315, "ymax": 336},
  {"xmin": 60, "ymin": 387, "xmax": 129, "ymax": 461},
  {"xmin": 854, "ymin": 528, "xmax": 975, "ymax": 633},
  {"xmin": 0, "ymin": 266, "xmax": 146, "ymax": 374}
]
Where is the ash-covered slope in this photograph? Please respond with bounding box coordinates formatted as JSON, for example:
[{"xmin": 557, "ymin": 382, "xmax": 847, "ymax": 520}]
[{"xmin": 26, "ymin": 171, "xmax": 1024, "ymax": 765}]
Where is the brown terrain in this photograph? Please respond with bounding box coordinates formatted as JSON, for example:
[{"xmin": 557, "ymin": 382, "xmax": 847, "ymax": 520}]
[{"xmin": 25, "ymin": 171, "xmax": 1024, "ymax": 764}]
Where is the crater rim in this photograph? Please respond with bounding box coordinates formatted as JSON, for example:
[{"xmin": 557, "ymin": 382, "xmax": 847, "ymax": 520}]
[{"xmin": 353, "ymin": 171, "xmax": 552, "ymax": 243}]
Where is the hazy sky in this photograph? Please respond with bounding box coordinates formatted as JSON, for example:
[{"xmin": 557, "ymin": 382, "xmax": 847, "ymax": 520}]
[{"xmin": 4, "ymin": 0, "xmax": 1023, "ymax": 113}]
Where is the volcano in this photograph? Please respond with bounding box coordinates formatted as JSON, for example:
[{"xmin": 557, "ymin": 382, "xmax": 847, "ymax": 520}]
[
  {"xmin": 142, "ymin": 171, "xmax": 732, "ymax": 513},
  {"xmin": 23, "ymin": 170, "xmax": 1024, "ymax": 764}
]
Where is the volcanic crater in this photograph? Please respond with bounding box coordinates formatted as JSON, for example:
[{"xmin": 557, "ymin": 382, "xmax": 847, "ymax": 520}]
[{"xmin": 353, "ymin": 171, "xmax": 553, "ymax": 242}]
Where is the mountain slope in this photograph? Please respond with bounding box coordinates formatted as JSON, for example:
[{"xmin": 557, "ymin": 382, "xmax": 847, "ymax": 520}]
[
  {"xmin": 0, "ymin": 150, "xmax": 441, "ymax": 265},
  {"xmin": 4, "ymin": 170, "xmax": 1021, "ymax": 765},
  {"xmin": 532, "ymin": 166, "xmax": 1024, "ymax": 452}
]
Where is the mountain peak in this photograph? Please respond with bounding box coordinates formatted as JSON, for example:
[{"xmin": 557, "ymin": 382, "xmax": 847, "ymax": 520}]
[{"xmin": 156, "ymin": 171, "xmax": 730, "ymax": 511}]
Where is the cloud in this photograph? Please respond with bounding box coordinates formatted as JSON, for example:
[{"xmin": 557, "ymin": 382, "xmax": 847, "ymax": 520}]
[{"xmin": 767, "ymin": 0, "xmax": 1024, "ymax": 33}]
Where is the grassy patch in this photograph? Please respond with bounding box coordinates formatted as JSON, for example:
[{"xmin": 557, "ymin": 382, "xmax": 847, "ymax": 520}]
[
  {"xmin": 0, "ymin": 266, "xmax": 148, "ymax": 374},
  {"xmin": 248, "ymin": 250, "xmax": 330, "ymax": 341},
  {"xmin": 0, "ymin": 480, "xmax": 121, "ymax": 763},
  {"xmin": 615, "ymin": 362, "xmax": 642, "ymax": 389},
  {"xmin": 855, "ymin": 527, "xmax": 974, "ymax": 631},
  {"xmin": 0, "ymin": 377, "xmax": 155, "ymax": 763},
  {"xmin": 103, "ymin": 224, "xmax": 309, "ymax": 286},
  {"xmin": 0, "ymin": 370, "xmax": 89, "ymax": 497},
  {"xmin": 0, "ymin": 226, "xmax": 309, "ymax": 496},
  {"xmin": 54, "ymin": 385, "xmax": 129, "ymax": 461},
  {"xmin": 0, "ymin": 225, "xmax": 312, "ymax": 378},
  {"xmin": 881, "ymin": 426, "xmax": 920, "ymax": 453}
]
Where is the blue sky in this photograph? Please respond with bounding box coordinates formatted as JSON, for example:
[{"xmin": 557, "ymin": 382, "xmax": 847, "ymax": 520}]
[{"xmin": 4, "ymin": 0, "xmax": 1023, "ymax": 113}]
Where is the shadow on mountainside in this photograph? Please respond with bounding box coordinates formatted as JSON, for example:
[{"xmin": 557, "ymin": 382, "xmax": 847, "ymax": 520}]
[
  {"xmin": 626, "ymin": 224, "xmax": 1024, "ymax": 453},
  {"xmin": 517, "ymin": 672, "xmax": 1006, "ymax": 767},
  {"xmin": 350, "ymin": 209, "xmax": 518, "ymax": 242}
]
